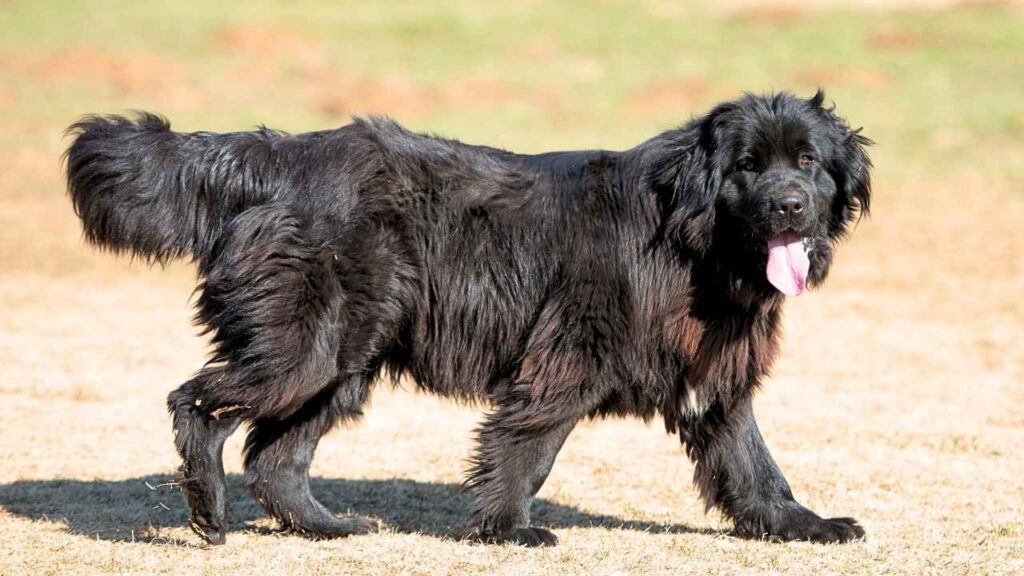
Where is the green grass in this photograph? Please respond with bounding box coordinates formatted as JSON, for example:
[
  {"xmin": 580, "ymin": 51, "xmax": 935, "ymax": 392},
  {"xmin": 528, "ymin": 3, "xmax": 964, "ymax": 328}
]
[{"xmin": 2, "ymin": 0, "xmax": 1022, "ymax": 177}]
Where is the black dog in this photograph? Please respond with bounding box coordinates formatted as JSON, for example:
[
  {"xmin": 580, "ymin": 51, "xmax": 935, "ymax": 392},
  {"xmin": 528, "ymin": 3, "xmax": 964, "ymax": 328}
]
[{"xmin": 65, "ymin": 90, "xmax": 870, "ymax": 547}]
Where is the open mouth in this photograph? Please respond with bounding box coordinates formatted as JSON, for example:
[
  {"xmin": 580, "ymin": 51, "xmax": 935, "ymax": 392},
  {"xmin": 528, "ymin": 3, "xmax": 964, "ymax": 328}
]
[{"xmin": 766, "ymin": 233, "xmax": 810, "ymax": 296}]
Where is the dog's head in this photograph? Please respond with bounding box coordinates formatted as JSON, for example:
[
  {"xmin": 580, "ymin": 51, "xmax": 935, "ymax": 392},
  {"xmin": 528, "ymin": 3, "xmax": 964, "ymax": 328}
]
[{"xmin": 649, "ymin": 90, "xmax": 872, "ymax": 296}]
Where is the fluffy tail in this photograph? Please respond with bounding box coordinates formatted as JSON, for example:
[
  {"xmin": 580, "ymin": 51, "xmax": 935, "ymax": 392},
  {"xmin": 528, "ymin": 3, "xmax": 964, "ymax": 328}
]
[{"xmin": 65, "ymin": 113, "xmax": 277, "ymax": 262}]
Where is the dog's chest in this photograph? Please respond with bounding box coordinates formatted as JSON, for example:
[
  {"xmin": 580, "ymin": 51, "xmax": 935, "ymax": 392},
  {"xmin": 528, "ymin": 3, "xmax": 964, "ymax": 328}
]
[{"xmin": 664, "ymin": 298, "xmax": 782, "ymax": 413}]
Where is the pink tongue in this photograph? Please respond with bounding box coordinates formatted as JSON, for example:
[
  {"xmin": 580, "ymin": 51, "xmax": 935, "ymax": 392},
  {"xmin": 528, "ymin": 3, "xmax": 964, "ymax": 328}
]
[{"xmin": 766, "ymin": 234, "xmax": 810, "ymax": 296}]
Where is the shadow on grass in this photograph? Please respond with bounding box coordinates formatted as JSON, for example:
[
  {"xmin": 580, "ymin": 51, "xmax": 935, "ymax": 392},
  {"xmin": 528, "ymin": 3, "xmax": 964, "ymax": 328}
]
[{"xmin": 0, "ymin": 474, "xmax": 716, "ymax": 545}]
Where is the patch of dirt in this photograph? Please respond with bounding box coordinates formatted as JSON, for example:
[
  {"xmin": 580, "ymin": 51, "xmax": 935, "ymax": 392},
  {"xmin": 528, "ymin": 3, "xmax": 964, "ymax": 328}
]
[
  {"xmin": 790, "ymin": 66, "xmax": 894, "ymax": 89},
  {"xmin": 0, "ymin": 84, "xmax": 14, "ymax": 107},
  {"xmin": 0, "ymin": 47, "xmax": 209, "ymax": 111},
  {"xmin": 213, "ymin": 24, "xmax": 328, "ymax": 86},
  {"xmin": 717, "ymin": 0, "xmax": 1022, "ymax": 11},
  {"xmin": 441, "ymin": 77, "xmax": 519, "ymax": 108},
  {"xmin": 560, "ymin": 55, "xmax": 606, "ymax": 82},
  {"xmin": 213, "ymin": 23, "xmax": 325, "ymax": 67},
  {"xmin": 623, "ymin": 77, "xmax": 715, "ymax": 117},
  {"xmin": 517, "ymin": 36, "xmax": 560, "ymax": 62},
  {"xmin": 733, "ymin": 4, "xmax": 807, "ymax": 26},
  {"xmin": 510, "ymin": 37, "xmax": 604, "ymax": 82},
  {"xmin": 315, "ymin": 73, "xmax": 437, "ymax": 120},
  {"xmin": 311, "ymin": 70, "xmax": 565, "ymax": 121},
  {"xmin": 866, "ymin": 28, "xmax": 922, "ymax": 51},
  {"xmin": 212, "ymin": 29, "xmax": 566, "ymax": 120},
  {"xmin": 442, "ymin": 76, "xmax": 562, "ymax": 112},
  {"xmin": 0, "ymin": 48, "xmax": 184, "ymax": 95},
  {"xmin": 956, "ymin": 0, "xmax": 1022, "ymax": 8},
  {"xmin": 867, "ymin": 23, "xmax": 974, "ymax": 54}
]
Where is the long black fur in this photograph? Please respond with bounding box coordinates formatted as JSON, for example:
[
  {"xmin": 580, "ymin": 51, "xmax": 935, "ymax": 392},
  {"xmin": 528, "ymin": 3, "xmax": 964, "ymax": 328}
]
[{"xmin": 65, "ymin": 90, "xmax": 871, "ymax": 546}]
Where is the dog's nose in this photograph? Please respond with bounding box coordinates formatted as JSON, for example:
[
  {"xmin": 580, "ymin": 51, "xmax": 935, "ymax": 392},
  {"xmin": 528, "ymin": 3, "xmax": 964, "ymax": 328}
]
[{"xmin": 773, "ymin": 195, "xmax": 805, "ymax": 217}]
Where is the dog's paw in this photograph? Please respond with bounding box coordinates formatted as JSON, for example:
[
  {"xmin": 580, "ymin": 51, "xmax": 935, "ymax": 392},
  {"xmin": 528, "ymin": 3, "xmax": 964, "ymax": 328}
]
[
  {"xmin": 479, "ymin": 527, "xmax": 559, "ymax": 547},
  {"xmin": 766, "ymin": 515, "xmax": 864, "ymax": 544},
  {"xmin": 188, "ymin": 512, "xmax": 227, "ymax": 545},
  {"xmin": 335, "ymin": 515, "xmax": 381, "ymax": 537},
  {"xmin": 291, "ymin": 515, "xmax": 380, "ymax": 540},
  {"xmin": 735, "ymin": 505, "xmax": 865, "ymax": 544}
]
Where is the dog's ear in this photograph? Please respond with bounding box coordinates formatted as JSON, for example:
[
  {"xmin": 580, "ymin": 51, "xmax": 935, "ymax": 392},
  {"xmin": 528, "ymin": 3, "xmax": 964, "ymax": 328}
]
[
  {"xmin": 809, "ymin": 90, "xmax": 873, "ymax": 232},
  {"xmin": 834, "ymin": 129, "xmax": 873, "ymax": 223},
  {"xmin": 649, "ymin": 103, "xmax": 733, "ymax": 254}
]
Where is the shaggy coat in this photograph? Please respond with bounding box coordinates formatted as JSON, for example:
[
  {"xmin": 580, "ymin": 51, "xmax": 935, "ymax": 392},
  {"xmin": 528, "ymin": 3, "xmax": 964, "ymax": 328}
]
[{"xmin": 65, "ymin": 90, "xmax": 871, "ymax": 546}]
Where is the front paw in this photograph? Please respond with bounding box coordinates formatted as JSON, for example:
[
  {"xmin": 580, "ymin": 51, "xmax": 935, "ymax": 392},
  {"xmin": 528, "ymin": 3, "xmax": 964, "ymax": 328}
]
[
  {"xmin": 287, "ymin": 515, "xmax": 380, "ymax": 540},
  {"xmin": 478, "ymin": 527, "xmax": 559, "ymax": 547},
  {"xmin": 735, "ymin": 504, "xmax": 865, "ymax": 544}
]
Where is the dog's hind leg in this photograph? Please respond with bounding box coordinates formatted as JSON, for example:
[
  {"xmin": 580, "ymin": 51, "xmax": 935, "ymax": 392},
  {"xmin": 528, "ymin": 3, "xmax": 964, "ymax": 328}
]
[
  {"xmin": 167, "ymin": 374, "xmax": 242, "ymax": 545},
  {"xmin": 176, "ymin": 201, "xmax": 416, "ymax": 542},
  {"xmin": 171, "ymin": 204, "xmax": 350, "ymax": 544},
  {"xmin": 242, "ymin": 376, "xmax": 378, "ymax": 538}
]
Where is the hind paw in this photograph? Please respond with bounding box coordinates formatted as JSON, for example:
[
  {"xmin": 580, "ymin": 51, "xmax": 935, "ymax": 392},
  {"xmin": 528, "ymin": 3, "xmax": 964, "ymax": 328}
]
[{"xmin": 478, "ymin": 527, "xmax": 559, "ymax": 547}]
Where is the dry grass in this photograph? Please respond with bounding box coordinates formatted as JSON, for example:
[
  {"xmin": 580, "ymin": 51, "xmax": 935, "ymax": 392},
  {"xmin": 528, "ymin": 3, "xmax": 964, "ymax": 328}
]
[{"xmin": 2, "ymin": 1, "xmax": 1023, "ymax": 574}]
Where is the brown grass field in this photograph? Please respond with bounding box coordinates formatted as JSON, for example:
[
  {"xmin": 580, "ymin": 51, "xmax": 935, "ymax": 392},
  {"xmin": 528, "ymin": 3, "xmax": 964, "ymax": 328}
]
[{"xmin": 1, "ymin": 1, "xmax": 1022, "ymax": 574}]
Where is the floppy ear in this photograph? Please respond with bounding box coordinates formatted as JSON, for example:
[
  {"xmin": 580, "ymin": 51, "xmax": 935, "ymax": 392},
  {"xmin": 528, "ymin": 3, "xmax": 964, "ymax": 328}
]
[
  {"xmin": 810, "ymin": 90, "xmax": 873, "ymax": 232},
  {"xmin": 834, "ymin": 129, "xmax": 873, "ymax": 222},
  {"xmin": 649, "ymin": 104, "xmax": 731, "ymax": 254}
]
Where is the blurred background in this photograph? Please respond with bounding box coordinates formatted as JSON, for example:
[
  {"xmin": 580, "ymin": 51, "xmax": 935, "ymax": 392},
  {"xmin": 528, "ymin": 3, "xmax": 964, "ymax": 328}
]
[{"xmin": 1, "ymin": 1, "xmax": 1021, "ymax": 574}]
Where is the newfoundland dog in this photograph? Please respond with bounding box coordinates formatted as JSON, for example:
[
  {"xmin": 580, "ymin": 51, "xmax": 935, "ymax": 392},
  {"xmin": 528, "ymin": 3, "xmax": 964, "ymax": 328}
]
[{"xmin": 65, "ymin": 90, "xmax": 871, "ymax": 546}]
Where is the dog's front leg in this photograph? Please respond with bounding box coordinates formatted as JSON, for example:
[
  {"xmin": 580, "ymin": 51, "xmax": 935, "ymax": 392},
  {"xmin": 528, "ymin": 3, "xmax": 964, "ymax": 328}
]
[
  {"xmin": 465, "ymin": 401, "xmax": 577, "ymax": 547},
  {"xmin": 682, "ymin": 393, "xmax": 864, "ymax": 543}
]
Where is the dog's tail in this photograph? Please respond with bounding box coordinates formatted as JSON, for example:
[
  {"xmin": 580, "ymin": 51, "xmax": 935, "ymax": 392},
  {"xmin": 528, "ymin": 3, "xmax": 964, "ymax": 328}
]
[{"xmin": 64, "ymin": 113, "xmax": 278, "ymax": 263}]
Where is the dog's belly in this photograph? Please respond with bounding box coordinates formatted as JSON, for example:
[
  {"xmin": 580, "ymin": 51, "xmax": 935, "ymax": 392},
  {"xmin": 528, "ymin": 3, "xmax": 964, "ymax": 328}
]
[{"xmin": 401, "ymin": 289, "xmax": 537, "ymax": 402}]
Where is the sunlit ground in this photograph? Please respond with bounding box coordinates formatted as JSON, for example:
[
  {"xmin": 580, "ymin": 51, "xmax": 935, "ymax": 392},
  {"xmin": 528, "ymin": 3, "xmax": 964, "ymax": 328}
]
[{"xmin": 1, "ymin": 1, "xmax": 1022, "ymax": 574}]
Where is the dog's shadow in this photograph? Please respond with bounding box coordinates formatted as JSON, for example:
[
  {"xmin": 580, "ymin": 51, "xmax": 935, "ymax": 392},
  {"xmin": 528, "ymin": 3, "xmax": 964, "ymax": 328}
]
[{"xmin": 0, "ymin": 474, "xmax": 715, "ymax": 545}]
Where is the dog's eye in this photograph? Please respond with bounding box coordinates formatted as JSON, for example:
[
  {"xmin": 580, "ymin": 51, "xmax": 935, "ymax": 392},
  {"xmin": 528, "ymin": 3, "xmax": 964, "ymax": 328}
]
[
  {"xmin": 736, "ymin": 158, "xmax": 758, "ymax": 173},
  {"xmin": 799, "ymin": 154, "xmax": 815, "ymax": 168}
]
